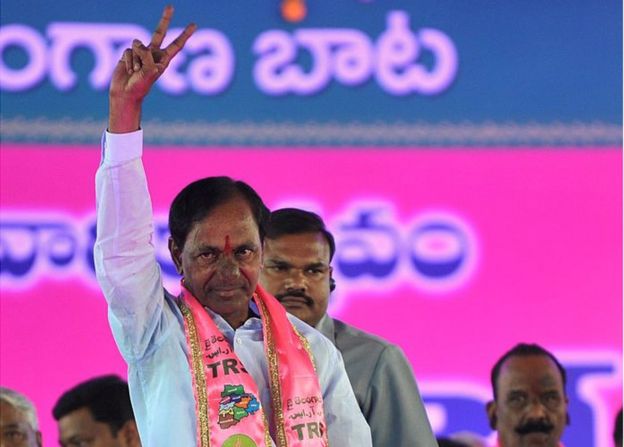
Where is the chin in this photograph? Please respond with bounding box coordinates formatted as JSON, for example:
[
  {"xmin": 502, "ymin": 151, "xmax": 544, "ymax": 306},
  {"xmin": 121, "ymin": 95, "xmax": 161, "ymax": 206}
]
[
  {"xmin": 518, "ymin": 432, "xmax": 554, "ymax": 447},
  {"xmin": 207, "ymin": 299, "xmax": 247, "ymax": 316},
  {"xmin": 201, "ymin": 291, "xmax": 243, "ymax": 307},
  {"xmin": 282, "ymin": 304, "xmax": 298, "ymax": 314},
  {"xmin": 283, "ymin": 305, "xmax": 304, "ymax": 317}
]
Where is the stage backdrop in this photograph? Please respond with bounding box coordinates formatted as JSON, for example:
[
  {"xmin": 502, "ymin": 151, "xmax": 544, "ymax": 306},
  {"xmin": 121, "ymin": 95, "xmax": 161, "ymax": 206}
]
[
  {"xmin": 1, "ymin": 0, "xmax": 622, "ymax": 446},
  {"xmin": 1, "ymin": 144, "xmax": 621, "ymax": 446}
]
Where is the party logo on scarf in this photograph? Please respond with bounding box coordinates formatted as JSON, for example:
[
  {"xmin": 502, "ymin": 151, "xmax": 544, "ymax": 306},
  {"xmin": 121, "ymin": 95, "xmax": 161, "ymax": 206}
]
[
  {"xmin": 218, "ymin": 384, "xmax": 261, "ymax": 429},
  {"xmin": 222, "ymin": 434, "xmax": 257, "ymax": 447}
]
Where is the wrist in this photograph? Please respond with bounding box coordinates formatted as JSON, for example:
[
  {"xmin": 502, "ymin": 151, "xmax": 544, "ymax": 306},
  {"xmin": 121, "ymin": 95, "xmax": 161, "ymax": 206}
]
[{"xmin": 108, "ymin": 96, "xmax": 143, "ymax": 133}]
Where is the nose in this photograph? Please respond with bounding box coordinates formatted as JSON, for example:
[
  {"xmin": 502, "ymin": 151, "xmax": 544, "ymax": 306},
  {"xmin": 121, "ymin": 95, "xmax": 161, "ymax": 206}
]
[
  {"xmin": 526, "ymin": 398, "xmax": 548, "ymax": 420},
  {"xmin": 284, "ymin": 269, "xmax": 307, "ymax": 292},
  {"xmin": 216, "ymin": 253, "xmax": 240, "ymax": 280}
]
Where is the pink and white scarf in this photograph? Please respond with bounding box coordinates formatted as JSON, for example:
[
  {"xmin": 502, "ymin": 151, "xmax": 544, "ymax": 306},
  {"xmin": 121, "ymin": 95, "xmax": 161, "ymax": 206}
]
[{"xmin": 178, "ymin": 284, "xmax": 329, "ymax": 447}]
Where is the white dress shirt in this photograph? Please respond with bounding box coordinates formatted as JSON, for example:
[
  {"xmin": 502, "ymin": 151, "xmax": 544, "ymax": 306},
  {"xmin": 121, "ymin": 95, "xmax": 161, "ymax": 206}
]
[{"xmin": 94, "ymin": 130, "xmax": 372, "ymax": 446}]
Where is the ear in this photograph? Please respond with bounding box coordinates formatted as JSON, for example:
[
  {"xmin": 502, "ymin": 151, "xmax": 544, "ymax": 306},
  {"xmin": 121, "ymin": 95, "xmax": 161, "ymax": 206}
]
[
  {"xmin": 168, "ymin": 237, "xmax": 183, "ymax": 275},
  {"xmin": 35, "ymin": 431, "xmax": 42, "ymax": 447},
  {"xmin": 565, "ymin": 395, "xmax": 570, "ymax": 425},
  {"xmin": 118, "ymin": 420, "xmax": 141, "ymax": 447},
  {"xmin": 486, "ymin": 400, "xmax": 498, "ymax": 430},
  {"xmin": 329, "ymin": 266, "xmax": 336, "ymax": 292}
]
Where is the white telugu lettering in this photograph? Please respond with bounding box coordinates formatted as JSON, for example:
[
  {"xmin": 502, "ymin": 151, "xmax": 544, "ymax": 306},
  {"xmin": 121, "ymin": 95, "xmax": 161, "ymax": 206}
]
[
  {"xmin": 0, "ymin": 23, "xmax": 233, "ymax": 94},
  {"xmin": 158, "ymin": 28, "xmax": 234, "ymax": 95},
  {"xmin": 47, "ymin": 22, "xmax": 149, "ymax": 91},
  {"xmin": 0, "ymin": 24, "xmax": 47, "ymax": 91},
  {"xmin": 253, "ymin": 30, "xmax": 297, "ymax": 95},
  {"xmin": 253, "ymin": 11, "xmax": 458, "ymax": 96},
  {"xmin": 0, "ymin": 12, "xmax": 458, "ymax": 95},
  {"xmin": 375, "ymin": 11, "xmax": 458, "ymax": 95}
]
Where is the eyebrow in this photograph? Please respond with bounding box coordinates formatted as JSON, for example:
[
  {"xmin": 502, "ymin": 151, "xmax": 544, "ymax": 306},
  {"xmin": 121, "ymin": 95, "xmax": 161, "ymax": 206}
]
[
  {"xmin": 265, "ymin": 258, "xmax": 292, "ymax": 266},
  {"xmin": 60, "ymin": 435, "xmax": 84, "ymax": 444},
  {"xmin": 538, "ymin": 376, "xmax": 562, "ymax": 387},
  {"xmin": 506, "ymin": 389, "xmax": 527, "ymax": 395},
  {"xmin": 304, "ymin": 262, "xmax": 328, "ymax": 269},
  {"xmin": 266, "ymin": 259, "xmax": 327, "ymax": 269},
  {"xmin": 195, "ymin": 241, "xmax": 257, "ymax": 252}
]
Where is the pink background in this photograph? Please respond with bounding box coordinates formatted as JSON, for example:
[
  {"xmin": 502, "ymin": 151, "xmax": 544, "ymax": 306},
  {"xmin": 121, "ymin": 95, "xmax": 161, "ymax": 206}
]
[{"xmin": 1, "ymin": 144, "xmax": 621, "ymax": 445}]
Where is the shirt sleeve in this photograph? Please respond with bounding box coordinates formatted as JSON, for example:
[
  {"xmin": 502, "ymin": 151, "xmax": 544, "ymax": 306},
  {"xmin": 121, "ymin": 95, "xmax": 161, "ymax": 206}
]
[
  {"xmin": 367, "ymin": 345, "xmax": 438, "ymax": 447},
  {"xmin": 94, "ymin": 130, "xmax": 169, "ymax": 362},
  {"xmin": 317, "ymin": 336, "xmax": 373, "ymax": 446}
]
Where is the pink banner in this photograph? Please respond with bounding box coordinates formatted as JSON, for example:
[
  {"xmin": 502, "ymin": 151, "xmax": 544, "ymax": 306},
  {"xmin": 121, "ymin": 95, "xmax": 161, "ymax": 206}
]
[{"xmin": 1, "ymin": 144, "xmax": 621, "ymax": 446}]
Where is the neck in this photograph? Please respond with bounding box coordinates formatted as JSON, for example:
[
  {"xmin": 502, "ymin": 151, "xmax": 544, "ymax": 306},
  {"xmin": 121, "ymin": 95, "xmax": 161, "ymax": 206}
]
[{"xmin": 223, "ymin": 308, "xmax": 254, "ymax": 329}]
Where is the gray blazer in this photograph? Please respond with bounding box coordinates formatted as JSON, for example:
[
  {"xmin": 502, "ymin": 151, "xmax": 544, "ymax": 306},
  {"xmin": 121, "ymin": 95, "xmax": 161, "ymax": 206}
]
[{"xmin": 317, "ymin": 315, "xmax": 438, "ymax": 447}]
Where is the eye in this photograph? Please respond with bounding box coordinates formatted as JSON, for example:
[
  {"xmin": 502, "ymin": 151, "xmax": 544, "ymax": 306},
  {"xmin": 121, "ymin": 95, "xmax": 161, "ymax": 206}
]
[
  {"xmin": 542, "ymin": 392, "xmax": 562, "ymax": 407},
  {"xmin": 65, "ymin": 438, "xmax": 93, "ymax": 447},
  {"xmin": 507, "ymin": 392, "xmax": 527, "ymax": 407},
  {"xmin": 267, "ymin": 263, "xmax": 289, "ymax": 273},
  {"xmin": 305, "ymin": 267, "xmax": 324, "ymax": 277},
  {"xmin": 198, "ymin": 250, "xmax": 217, "ymax": 262},
  {"xmin": 3, "ymin": 430, "xmax": 26, "ymax": 441},
  {"xmin": 235, "ymin": 247, "xmax": 255, "ymax": 259},
  {"xmin": 304, "ymin": 265, "xmax": 329, "ymax": 279}
]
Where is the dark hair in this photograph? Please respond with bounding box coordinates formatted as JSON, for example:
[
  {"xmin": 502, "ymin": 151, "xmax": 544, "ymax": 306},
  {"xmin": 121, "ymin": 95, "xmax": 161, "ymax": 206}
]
[
  {"xmin": 491, "ymin": 343, "xmax": 567, "ymax": 400},
  {"xmin": 614, "ymin": 407, "xmax": 623, "ymax": 446},
  {"xmin": 52, "ymin": 375, "xmax": 134, "ymax": 435},
  {"xmin": 266, "ymin": 208, "xmax": 336, "ymax": 261},
  {"xmin": 169, "ymin": 176, "xmax": 270, "ymax": 250},
  {"xmin": 436, "ymin": 438, "xmax": 470, "ymax": 447}
]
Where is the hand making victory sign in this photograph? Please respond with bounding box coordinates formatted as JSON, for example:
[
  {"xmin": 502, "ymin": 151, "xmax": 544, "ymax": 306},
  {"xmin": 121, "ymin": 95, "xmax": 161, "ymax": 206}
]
[{"xmin": 108, "ymin": 5, "xmax": 196, "ymax": 133}]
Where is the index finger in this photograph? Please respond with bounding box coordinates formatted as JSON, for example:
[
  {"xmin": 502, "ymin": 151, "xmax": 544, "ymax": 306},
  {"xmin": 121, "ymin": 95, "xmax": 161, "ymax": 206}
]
[
  {"xmin": 163, "ymin": 23, "xmax": 197, "ymax": 60},
  {"xmin": 150, "ymin": 5, "xmax": 174, "ymax": 48}
]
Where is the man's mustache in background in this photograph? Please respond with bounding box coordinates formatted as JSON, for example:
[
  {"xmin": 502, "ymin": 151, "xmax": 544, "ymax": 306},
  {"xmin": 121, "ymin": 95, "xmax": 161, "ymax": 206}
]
[
  {"xmin": 276, "ymin": 290, "xmax": 314, "ymax": 306},
  {"xmin": 515, "ymin": 420, "xmax": 554, "ymax": 435}
]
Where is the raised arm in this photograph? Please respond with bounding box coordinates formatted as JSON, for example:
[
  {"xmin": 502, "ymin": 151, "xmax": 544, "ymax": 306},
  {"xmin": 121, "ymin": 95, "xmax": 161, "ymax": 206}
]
[
  {"xmin": 108, "ymin": 5, "xmax": 196, "ymax": 133},
  {"xmin": 95, "ymin": 7, "xmax": 195, "ymax": 361}
]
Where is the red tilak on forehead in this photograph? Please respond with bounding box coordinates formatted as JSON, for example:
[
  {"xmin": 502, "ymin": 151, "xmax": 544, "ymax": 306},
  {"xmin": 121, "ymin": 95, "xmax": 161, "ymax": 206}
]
[{"xmin": 223, "ymin": 235, "xmax": 232, "ymax": 254}]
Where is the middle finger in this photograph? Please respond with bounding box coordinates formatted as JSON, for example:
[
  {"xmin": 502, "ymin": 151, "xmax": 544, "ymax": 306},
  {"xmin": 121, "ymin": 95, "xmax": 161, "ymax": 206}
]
[{"xmin": 150, "ymin": 5, "xmax": 174, "ymax": 48}]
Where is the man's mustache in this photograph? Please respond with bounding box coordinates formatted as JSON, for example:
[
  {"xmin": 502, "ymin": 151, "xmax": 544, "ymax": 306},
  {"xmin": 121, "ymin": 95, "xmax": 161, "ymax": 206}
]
[
  {"xmin": 515, "ymin": 420, "xmax": 554, "ymax": 435},
  {"xmin": 276, "ymin": 291, "xmax": 314, "ymax": 305}
]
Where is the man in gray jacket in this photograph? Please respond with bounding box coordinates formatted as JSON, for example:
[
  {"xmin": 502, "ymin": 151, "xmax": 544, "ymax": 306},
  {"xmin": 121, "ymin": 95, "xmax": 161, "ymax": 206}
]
[{"xmin": 260, "ymin": 207, "xmax": 438, "ymax": 447}]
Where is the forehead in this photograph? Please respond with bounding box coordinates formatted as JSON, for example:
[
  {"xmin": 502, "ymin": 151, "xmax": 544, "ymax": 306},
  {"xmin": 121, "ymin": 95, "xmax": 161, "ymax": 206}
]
[
  {"xmin": 0, "ymin": 400, "xmax": 28, "ymax": 424},
  {"xmin": 497, "ymin": 355, "xmax": 564, "ymax": 393},
  {"xmin": 188, "ymin": 197, "xmax": 260, "ymax": 244},
  {"xmin": 58, "ymin": 407, "xmax": 96, "ymax": 433},
  {"xmin": 264, "ymin": 232, "xmax": 331, "ymax": 262}
]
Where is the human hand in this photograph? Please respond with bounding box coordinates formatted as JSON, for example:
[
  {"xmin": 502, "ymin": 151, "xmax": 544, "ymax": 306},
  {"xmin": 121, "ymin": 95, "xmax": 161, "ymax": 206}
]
[{"xmin": 108, "ymin": 5, "xmax": 196, "ymax": 133}]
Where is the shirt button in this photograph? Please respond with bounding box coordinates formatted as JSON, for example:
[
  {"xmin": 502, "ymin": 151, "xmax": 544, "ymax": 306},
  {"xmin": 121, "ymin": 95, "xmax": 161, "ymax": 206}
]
[{"xmin": 236, "ymin": 338, "xmax": 243, "ymax": 345}]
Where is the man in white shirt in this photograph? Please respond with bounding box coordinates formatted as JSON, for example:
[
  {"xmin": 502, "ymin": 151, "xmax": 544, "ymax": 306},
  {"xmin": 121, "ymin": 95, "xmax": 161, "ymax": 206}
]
[{"xmin": 95, "ymin": 6, "xmax": 371, "ymax": 446}]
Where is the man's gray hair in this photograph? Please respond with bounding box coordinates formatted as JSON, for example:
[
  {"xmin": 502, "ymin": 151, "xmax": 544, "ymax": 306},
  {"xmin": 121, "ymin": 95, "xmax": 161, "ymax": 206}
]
[{"xmin": 0, "ymin": 387, "xmax": 39, "ymax": 430}]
